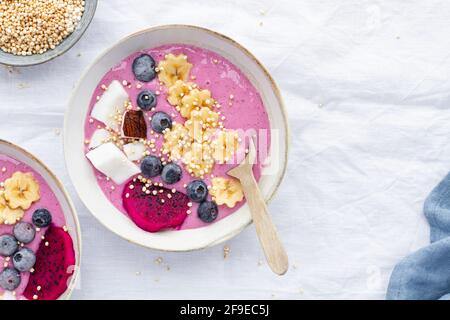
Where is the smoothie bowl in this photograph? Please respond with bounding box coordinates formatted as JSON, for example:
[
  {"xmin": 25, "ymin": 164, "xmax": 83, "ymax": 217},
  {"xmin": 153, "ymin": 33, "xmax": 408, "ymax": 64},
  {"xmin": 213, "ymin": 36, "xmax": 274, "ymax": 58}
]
[
  {"xmin": 0, "ymin": 140, "xmax": 80, "ymax": 300},
  {"xmin": 65, "ymin": 25, "xmax": 288, "ymax": 251}
]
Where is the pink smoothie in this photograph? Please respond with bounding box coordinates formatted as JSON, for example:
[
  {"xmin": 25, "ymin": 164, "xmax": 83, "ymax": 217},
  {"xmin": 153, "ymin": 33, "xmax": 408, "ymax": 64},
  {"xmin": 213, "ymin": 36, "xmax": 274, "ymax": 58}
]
[
  {"xmin": 84, "ymin": 44, "xmax": 271, "ymax": 230},
  {"xmin": 0, "ymin": 154, "xmax": 67, "ymax": 299}
]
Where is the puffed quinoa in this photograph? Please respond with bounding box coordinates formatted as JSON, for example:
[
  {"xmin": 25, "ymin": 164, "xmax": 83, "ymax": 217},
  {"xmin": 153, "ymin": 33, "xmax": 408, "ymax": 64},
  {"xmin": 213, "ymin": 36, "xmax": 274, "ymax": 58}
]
[{"xmin": 0, "ymin": 0, "xmax": 85, "ymax": 56}]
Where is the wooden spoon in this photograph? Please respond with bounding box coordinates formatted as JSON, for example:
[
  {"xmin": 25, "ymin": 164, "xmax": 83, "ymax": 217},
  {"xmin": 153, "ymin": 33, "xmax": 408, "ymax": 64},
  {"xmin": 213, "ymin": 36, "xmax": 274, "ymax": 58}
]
[{"xmin": 228, "ymin": 139, "xmax": 289, "ymax": 275}]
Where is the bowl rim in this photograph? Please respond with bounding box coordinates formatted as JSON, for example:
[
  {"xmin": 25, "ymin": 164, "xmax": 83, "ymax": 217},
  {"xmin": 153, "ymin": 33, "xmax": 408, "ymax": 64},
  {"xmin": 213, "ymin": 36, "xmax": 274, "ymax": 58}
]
[
  {"xmin": 0, "ymin": 139, "xmax": 82, "ymax": 300},
  {"xmin": 64, "ymin": 24, "xmax": 290, "ymax": 252},
  {"xmin": 0, "ymin": 0, "xmax": 98, "ymax": 67}
]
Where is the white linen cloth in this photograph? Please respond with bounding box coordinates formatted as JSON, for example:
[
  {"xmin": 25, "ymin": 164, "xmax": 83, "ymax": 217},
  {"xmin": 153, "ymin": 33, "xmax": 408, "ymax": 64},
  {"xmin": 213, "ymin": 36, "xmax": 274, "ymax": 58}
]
[{"xmin": 1, "ymin": 0, "xmax": 449, "ymax": 299}]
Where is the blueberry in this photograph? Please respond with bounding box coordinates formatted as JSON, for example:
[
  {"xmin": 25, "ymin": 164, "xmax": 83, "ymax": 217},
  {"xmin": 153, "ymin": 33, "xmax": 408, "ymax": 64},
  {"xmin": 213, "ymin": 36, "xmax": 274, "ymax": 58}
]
[
  {"xmin": 0, "ymin": 234, "xmax": 18, "ymax": 257},
  {"xmin": 132, "ymin": 54, "xmax": 156, "ymax": 82},
  {"xmin": 13, "ymin": 248, "xmax": 36, "ymax": 272},
  {"xmin": 151, "ymin": 112, "xmax": 172, "ymax": 133},
  {"xmin": 137, "ymin": 90, "xmax": 157, "ymax": 111},
  {"xmin": 161, "ymin": 163, "xmax": 182, "ymax": 184},
  {"xmin": 198, "ymin": 201, "xmax": 218, "ymax": 223},
  {"xmin": 32, "ymin": 208, "xmax": 52, "ymax": 227},
  {"xmin": 186, "ymin": 180, "xmax": 208, "ymax": 203},
  {"xmin": 0, "ymin": 268, "xmax": 21, "ymax": 291},
  {"xmin": 140, "ymin": 155, "xmax": 163, "ymax": 178},
  {"xmin": 13, "ymin": 222, "xmax": 35, "ymax": 244}
]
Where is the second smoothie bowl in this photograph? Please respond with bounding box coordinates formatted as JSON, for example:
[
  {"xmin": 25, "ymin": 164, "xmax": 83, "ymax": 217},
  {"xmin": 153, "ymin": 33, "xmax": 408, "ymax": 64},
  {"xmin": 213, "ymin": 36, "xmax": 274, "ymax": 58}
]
[
  {"xmin": 65, "ymin": 25, "xmax": 288, "ymax": 251},
  {"xmin": 0, "ymin": 140, "xmax": 80, "ymax": 300}
]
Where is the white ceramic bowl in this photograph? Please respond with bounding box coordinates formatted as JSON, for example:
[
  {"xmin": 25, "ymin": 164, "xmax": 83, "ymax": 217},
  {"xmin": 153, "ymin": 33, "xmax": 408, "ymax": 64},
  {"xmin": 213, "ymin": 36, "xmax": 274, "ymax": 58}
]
[
  {"xmin": 0, "ymin": 139, "xmax": 81, "ymax": 299},
  {"xmin": 64, "ymin": 25, "xmax": 289, "ymax": 252}
]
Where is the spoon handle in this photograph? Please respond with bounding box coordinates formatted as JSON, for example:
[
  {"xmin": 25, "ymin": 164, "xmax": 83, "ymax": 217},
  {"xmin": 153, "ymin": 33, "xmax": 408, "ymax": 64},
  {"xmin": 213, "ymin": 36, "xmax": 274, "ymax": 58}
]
[{"xmin": 239, "ymin": 172, "xmax": 289, "ymax": 275}]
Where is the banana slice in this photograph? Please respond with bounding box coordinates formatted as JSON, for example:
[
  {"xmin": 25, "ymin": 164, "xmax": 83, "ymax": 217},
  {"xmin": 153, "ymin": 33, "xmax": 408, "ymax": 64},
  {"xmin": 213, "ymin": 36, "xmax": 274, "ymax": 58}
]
[
  {"xmin": 211, "ymin": 130, "xmax": 239, "ymax": 164},
  {"xmin": 167, "ymin": 80, "xmax": 194, "ymax": 107},
  {"xmin": 86, "ymin": 142, "xmax": 140, "ymax": 184},
  {"xmin": 4, "ymin": 172, "xmax": 40, "ymax": 210},
  {"xmin": 162, "ymin": 123, "xmax": 191, "ymax": 161},
  {"xmin": 180, "ymin": 88, "xmax": 215, "ymax": 118},
  {"xmin": 0, "ymin": 206, "xmax": 25, "ymax": 225},
  {"xmin": 123, "ymin": 141, "xmax": 146, "ymax": 161},
  {"xmin": 158, "ymin": 54, "xmax": 192, "ymax": 87},
  {"xmin": 210, "ymin": 177, "xmax": 244, "ymax": 208},
  {"xmin": 91, "ymin": 80, "xmax": 129, "ymax": 131},
  {"xmin": 184, "ymin": 107, "xmax": 219, "ymax": 143},
  {"xmin": 182, "ymin": 142, "xmax": 215, "ymax": 177},
  {"xmin": 0, "ymin": 191, "xmax": 24, "ymax": 225}
]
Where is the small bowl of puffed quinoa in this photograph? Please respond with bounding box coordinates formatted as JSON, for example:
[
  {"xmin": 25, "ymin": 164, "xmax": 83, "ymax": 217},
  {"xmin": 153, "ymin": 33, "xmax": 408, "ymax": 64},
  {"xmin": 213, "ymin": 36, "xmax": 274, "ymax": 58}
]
[{"xmin": 0, "ymin": 0, "xmax": 97, "ymax": 67}]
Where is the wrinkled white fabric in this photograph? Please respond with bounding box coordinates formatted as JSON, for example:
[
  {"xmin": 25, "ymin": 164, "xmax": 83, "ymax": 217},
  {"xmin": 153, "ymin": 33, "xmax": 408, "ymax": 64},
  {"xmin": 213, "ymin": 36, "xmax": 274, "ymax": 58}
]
[{"xmin": 0, "ymin": 0, "xmax": 447, "ymax": 299}]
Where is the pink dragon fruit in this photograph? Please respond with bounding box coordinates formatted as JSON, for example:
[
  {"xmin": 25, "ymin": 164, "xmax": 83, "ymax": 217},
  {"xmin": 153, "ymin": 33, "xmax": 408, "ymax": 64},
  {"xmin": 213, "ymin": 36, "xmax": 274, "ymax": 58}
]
[
  {"xmin": 122, "ymin": 178, "xmax": 190, "ymax": 232},
  {"xmin": 23, "ymin": 225, "xmax": 76, "ymax": 300}
]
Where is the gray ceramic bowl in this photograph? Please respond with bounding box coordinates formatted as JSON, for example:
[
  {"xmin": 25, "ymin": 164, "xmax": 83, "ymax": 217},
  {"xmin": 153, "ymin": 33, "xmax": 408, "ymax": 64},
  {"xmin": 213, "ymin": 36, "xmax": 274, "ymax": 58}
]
[{"xmin": 0, "ymin": 0, "xmax": 97, "ymax": 67}]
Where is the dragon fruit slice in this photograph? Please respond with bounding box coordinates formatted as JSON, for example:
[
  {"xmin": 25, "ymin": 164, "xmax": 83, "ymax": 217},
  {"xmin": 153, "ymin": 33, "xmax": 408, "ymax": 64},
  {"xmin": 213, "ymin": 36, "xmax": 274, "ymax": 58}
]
[
  {"xmin": 122, "ymin": 178, "xmax": 190, "ymax": 232},
  {"xmin": 23, "ymin": 225, "xmax": 76, "ymax": 300}
]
